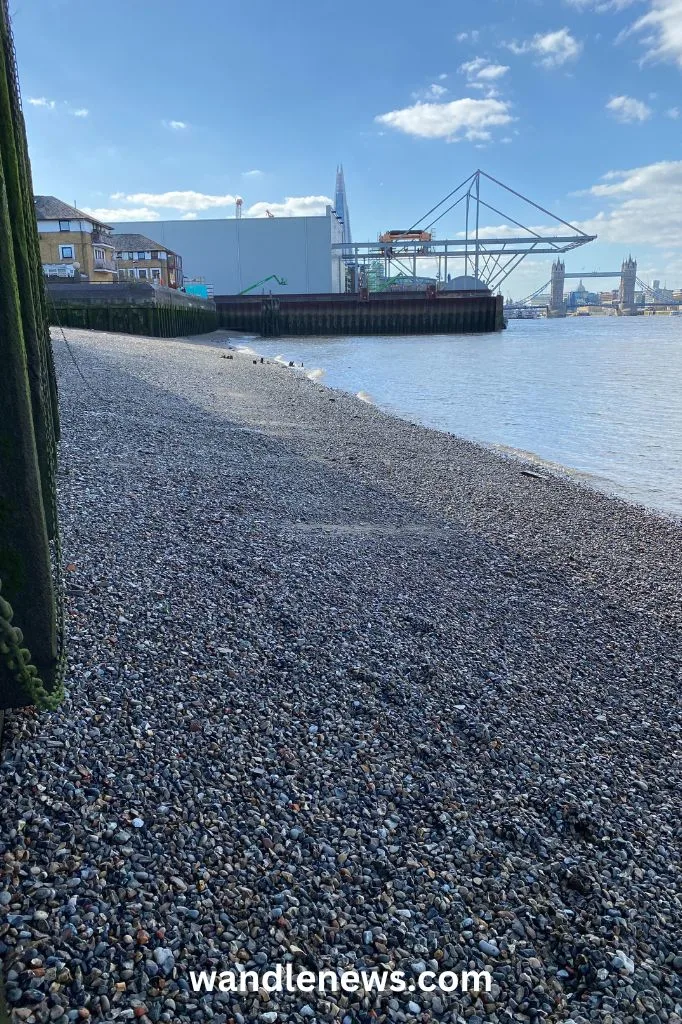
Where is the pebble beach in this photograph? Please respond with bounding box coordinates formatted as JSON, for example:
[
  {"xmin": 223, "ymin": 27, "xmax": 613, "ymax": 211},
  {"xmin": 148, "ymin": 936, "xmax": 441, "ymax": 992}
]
[{"xmin": 1, "ymin": 327, "xmax": 681, "ymax": 1024}]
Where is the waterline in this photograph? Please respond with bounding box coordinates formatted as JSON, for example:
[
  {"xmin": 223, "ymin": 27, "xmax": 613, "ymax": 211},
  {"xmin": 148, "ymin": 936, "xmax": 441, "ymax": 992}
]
[{"xmin": 251, "ymin": 316, "xmax": 682, "ymax": 518}]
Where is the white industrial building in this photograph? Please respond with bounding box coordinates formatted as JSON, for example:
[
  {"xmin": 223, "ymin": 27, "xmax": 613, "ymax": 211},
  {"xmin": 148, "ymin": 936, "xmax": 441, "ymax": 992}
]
[{"xmin": 112, "ymin": 206, "xmax": 347, "ymax": 296}]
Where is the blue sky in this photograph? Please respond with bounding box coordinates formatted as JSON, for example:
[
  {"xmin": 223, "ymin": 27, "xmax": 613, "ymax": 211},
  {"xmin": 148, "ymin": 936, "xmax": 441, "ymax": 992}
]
[{"xmin": 13, "ymin": 0, "xmax": 682, "ymax": 296}]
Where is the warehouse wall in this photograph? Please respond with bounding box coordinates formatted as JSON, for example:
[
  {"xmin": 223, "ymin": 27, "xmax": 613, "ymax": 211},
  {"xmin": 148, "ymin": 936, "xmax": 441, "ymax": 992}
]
[{"xmin": 112, "ymin": 211, "xmax": 340, "ymax": 295}]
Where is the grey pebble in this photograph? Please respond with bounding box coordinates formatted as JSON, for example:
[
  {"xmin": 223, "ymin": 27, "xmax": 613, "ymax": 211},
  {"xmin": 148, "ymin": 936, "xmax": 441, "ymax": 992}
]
[{"xmin": 0, "ymin": 328, "xmax": 679, "ymax": 1024}]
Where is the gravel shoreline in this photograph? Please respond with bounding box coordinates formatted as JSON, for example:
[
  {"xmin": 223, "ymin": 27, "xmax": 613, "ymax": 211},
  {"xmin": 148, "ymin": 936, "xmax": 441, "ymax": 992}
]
[{"xmin": 1, "ymin": 327, "xmax": 680, "ymax": 1024}]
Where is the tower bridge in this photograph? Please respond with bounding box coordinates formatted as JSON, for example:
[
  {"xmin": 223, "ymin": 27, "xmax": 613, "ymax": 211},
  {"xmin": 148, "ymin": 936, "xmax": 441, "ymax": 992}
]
[
  {"xmin": 549, "ymin": 257, "xmax": 637, "ymax": 315},
  {"xmin": 508, "ymin": 257, "xmax": 682, "ymax": 316}
]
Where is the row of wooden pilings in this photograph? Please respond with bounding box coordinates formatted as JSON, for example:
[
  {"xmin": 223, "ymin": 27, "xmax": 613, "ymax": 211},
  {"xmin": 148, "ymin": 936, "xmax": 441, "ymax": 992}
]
[{"xmin": 48, "ymin": 302, "xmax": 219, "ymax": 337}]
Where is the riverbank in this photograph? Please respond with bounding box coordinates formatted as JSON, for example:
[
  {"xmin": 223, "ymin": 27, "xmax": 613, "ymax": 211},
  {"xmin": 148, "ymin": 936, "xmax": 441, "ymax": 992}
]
[
  {"xmin": 1, "ymin": 328, "xmax": 680, "ymax": 1024},
  {"xmin": 245, "ymin": 317, "xmax": 682, "ymax": 519}
]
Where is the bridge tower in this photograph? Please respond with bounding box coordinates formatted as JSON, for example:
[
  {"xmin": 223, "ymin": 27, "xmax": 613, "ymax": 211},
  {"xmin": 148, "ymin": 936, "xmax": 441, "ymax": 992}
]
[
  {"xmin": 619, "ymin": 255, "xmax": 637, "ymax": 311},
  {"xmin": 549, "ymin": 258, "xmax": 566, "ymax": 317}
]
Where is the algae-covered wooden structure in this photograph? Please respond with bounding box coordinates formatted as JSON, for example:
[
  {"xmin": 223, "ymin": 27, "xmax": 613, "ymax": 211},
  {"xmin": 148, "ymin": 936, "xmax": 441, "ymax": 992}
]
[
  {"xmin": 47, "ymin": 281, "xmax": 218, "ymax": 337},
  {"xmin": 0, "ymin": 0, "xmax": 64, "ymax": 709}
]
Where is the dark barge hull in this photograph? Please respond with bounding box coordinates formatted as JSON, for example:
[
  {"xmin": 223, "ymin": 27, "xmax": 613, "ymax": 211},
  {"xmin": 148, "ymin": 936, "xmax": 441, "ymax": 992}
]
[{"xmin": 214, "ymin": 290, "xmax": 504, "ymax": 337}]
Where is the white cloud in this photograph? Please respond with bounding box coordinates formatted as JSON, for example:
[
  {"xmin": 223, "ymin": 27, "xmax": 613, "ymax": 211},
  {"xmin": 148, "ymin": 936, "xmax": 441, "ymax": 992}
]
[
  {"xmin": 630, "ymin": 0, "xmax": 682, "ymax": 67},
  {"xmin": 565, "ymin": 0, "xmax": 639, "ymax": 9},
  {"xmin": 578, "ymin": 160, "xmax": 682, "ymax": 246},
  {"xmin": 164, "ymin": 120, "xmax": 188, "ymax": 130},
  {"xmin": 243, "ymin": 169, "xmax": 264, "ymax": 177},
  {"xmin": 456, "ymin": 222, "xmax": 557, "ymax": 239},
  {"xmin": 375, "ymin": 97, "xmax": 513, "ymax": 142},
  {"xmin": 457, "ymin": 30, "xmax": 480, "ymax": 42},
  {"xmin": 459, "ymin": 57, "xmax": 510, "ymax": 88},
  {"xmin": 27, "ymin": 97, "xmax": 56, "ymax": 109},
  {"xmin": 112, "ymin": 190, "xmax": 238, "ymax": 211},
  {"xmin": 246, "ymin": 195, "xmax": 332, "ymax": 217},
  {"xmin": 83, "ymin": 207, "xmax": 162, "ymax": 222},
  {"xmin": 28, "ymin": 97, "xmax": 90, "ymax": 116},
  {"xmin": 412, "ymin": 82, "xmax": 449, "ymax": 99},
  {"xmin": 666, "ymin": 105, "xmax": 680, "ymax": 117},
  {"xmin": 606, "ymin": 94, "xmax": 653, "ymax": 120},
  {"xmin": 581, "ymin": 159, "xmax": 682, "ymax": 196},
  {"xmin": 100, "ymin": 191, "xmax": 333, "ymax": 220},
  {"xmin": 507, "ymin": 28, "xmax": 583, "ymax": 67}
]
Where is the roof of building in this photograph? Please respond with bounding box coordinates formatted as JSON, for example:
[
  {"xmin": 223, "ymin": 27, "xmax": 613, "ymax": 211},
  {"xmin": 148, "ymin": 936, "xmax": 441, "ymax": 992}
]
[
  {"xmin": 34, "ymin": 195, "xmax": 113, "ymax": 230},
  {"xmin": 111, "ymin": 233, "xmax": 178, "ymax": 256},
  {"xmin": 442, "ymin": 274, "xmax": 490, "ymax": 292}
]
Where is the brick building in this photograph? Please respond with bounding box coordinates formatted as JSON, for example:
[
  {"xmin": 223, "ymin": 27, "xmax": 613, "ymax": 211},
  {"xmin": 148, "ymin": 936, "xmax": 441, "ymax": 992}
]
[
  {"xmin": 112, "ymin": 233, "xmax": 183, "ymax": 288},
  {"xmin": 34, "ymin": 196, "xmax": 117, "ymax": 283}
]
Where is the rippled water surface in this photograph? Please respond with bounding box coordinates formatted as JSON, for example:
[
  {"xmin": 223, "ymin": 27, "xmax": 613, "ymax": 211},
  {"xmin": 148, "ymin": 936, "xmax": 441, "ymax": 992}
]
[{"xmin": 249, "ymin": 316, "xmax": 682, "ymax": 517}]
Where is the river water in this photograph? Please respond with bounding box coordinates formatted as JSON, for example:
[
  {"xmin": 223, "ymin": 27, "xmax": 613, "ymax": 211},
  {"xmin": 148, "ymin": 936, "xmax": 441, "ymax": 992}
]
[{"xmin": 247, "ymin": 315, "xmax": 682, "ymax": 518}]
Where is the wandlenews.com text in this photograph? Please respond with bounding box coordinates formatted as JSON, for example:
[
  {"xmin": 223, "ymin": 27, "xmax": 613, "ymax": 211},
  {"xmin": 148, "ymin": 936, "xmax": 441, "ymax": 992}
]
[{"xmin": 190, "ymin": 964, "xmax": 493, "ymax": 995}]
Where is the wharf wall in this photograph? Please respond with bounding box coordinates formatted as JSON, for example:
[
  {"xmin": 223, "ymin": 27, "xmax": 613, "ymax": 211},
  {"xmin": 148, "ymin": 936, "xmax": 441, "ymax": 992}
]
[
  {"xmin": 215, "ymin": 290, "xmax": 504, "ymax": 337},
  {"xmin": 46, "ymin": 282, "xmax": 218, "ymax": 337},
  {"xmin": 46, "ymin": 281, "xmax": 216, "ymax": 309}
]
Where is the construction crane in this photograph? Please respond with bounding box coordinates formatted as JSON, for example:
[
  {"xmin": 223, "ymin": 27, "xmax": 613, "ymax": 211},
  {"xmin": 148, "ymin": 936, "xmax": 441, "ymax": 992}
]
[
  {"xmin": 238, "ymin": 274, "xmax": 287, "ymax": 295},
  {"xmin": 375, "ymin": 271, "xmax": 416, "ymax": 292}
]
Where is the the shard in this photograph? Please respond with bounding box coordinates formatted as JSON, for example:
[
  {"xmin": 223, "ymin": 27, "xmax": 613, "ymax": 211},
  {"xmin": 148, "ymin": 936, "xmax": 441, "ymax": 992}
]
[{"xmin": 334, "ymin": 164, "xmax": 352, "ymax": 245}]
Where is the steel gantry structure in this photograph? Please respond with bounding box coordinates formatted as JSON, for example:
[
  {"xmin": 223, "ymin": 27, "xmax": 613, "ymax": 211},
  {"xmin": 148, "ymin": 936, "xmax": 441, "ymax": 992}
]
[{"xmin": 335, "ymin": 169, "xmax": 596, "ymax": 292}]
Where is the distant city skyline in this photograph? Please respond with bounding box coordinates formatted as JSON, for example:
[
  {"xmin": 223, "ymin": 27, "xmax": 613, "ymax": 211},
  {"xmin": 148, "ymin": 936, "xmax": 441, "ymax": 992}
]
[{"xmin": 13, "ymin": 0, "xmax": 682, "ymax": 293}]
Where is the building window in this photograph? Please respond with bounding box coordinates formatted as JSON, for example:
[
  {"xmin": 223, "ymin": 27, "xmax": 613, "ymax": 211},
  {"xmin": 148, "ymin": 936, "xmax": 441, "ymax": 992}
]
[
  {"xmin": 137, "ymin": 268, "xmax": 147, "ymax": 279},
  {"xmin": 59, "ymin": 245, "xmax": 74, "ymax": 259},
  {"xmin": 136, "ymin": 251, "xmax": 147, "ymax": 260},
  {"xmin": 151, "ymin": 268, "xmax": 161, "ymax": 282},
  {"xmin": 151, "ymin": 250, "xmax": 160, "ymax": 259},
  {"xmin": 59, "ymin": 220, "xmax": 71, "ymax": 231},
  {"xmin": 94, "ymin": 247, "xmax": 104, "ymax": 260}
]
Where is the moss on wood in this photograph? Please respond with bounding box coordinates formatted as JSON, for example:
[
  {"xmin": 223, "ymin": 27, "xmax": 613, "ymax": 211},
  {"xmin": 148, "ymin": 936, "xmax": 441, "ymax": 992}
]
[{"xmin": 0, "ymin": 0, "xmax": 63, "ymax": 709}]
